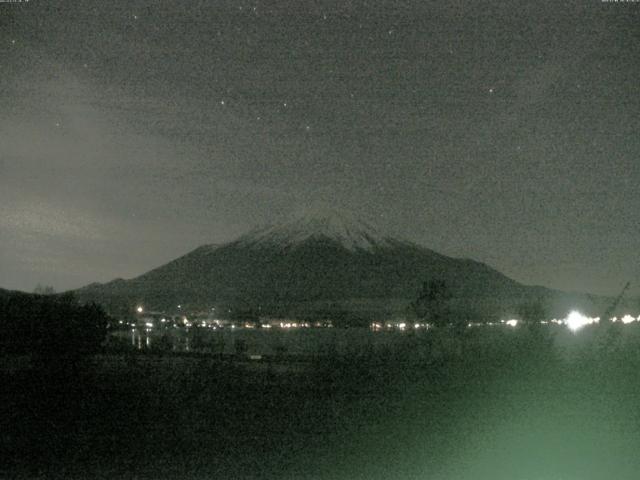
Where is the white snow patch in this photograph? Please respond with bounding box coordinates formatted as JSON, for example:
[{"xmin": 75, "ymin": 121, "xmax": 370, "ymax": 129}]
[{"xmin": 236, "ymin": 210, "xmax": 397, "ymax": 251}]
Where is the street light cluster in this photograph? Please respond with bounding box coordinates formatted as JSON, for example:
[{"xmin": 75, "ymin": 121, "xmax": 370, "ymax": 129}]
[
  {"xmin": 369, "ymin": 311, "xmax": 640, "ymax": 334},
  {"xmin": 134, "ymin": 305, "xmax": 640, "ymax": 335}
]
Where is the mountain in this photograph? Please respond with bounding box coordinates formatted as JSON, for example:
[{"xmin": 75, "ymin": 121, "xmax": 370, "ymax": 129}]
[
  {"xmin": 0, "ymin": 287, "xmax": 32, "ymax": 300},
  {"xmin": 236, "ymin": 210, "xmax": 398, "ymax": 251},
  {"xmin": 75, "ymin": 211, "xmax": 606, "ymax": 323}
]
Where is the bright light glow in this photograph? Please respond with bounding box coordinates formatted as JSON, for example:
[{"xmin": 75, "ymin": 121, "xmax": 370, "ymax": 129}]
[
  {"xmin": 136, "ymin": 306, "xmax": 143, "ymax": 313},
  {"xmin": 398, "ymin": 323, "xmax": 406, "ymax": 330},
  {"xmin": 145, "ymin": 322, "xmax": 153, "ymax": 329},
  {"xmin": 621, "ymin": 314, "xmax": 636, "ymax": 324},
  {"xmin": 505, "ymin": 319, "xmax": 518, "ymax": 327},
  {"xmin": 565, "ymin": 311, "xmax": 598, "ymax": 332}
]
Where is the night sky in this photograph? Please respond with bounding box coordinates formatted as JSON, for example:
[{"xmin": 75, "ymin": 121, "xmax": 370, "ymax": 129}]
[{"xmin": 1, "ymin": 0, "xmax": 639, "ymax": 296}]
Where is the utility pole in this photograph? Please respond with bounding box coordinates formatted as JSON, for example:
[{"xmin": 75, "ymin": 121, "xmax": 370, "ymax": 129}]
[{"xmin": 602, "ymin": 281, "xmax": 630, "ymax": 323}]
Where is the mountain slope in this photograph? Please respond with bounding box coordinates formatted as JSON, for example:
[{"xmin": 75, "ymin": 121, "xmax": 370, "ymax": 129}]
[
  {"xmin": 75, "ymin": 212, "xmax": 603, "ymax": 321},
  {"xmin": 237, "ymin": 210, "xmax": 399, "ymax": 251}
]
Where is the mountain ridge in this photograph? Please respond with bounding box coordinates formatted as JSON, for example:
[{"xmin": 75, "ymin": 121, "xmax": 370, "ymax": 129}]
[
  {"xmin": 74, "ymin": 211, "xmax": 611, "ymax": 322},
  {"xmin": 234, "ymin": 210, "xmax": 402, "ymax": 252}
]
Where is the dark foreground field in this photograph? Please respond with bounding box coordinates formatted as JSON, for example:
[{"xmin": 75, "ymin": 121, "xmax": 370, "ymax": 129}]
[{"xmin": 3, "ymin": 325, "xmax": 640, "ymax": 480}]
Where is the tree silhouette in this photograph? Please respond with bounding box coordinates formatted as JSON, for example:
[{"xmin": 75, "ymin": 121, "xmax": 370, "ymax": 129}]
[
  {"xmin": 411, "ymin": 279, "xmax": 452, "ymax": 328},
  {"xmin": 515, "ymin": 298, "xmax": 547, "ymax": 326},
  {"xmin": 515, "ymin": 297, "xmax": 553, "ymax": 349},
  {"xmin": 33, "ymin": 284, "xmax": 56, "ymax": 295},
  {"xmin": 0, "ymin": 291, "xmax": 109, "ymax": 360}
]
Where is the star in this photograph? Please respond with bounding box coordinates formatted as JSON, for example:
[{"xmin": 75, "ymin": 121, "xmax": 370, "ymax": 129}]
[
  {"xmin": 283, "ymin": 102, "xmax": 288, "ymax": 108},
  {"xmin": 133, "ymin": 14, "xmax": 138, "ymax": 20},
  {"xmin": 488, "ymin": 87, "xmax": 494, "ymax": 94},
  {"xmin": 220, "ymin": 100, "xmax": 226, "ymax": 106},
  {"xmin": 305, "ymin": 125, "xmax": 311, "ymax": 131},
  {"xmin": 11, "ymin": 39, "xmax": 16, "ymax": 45},
  {"xmin": 55, "ymin": 122, "xmax": 61, "ymax": 128}
]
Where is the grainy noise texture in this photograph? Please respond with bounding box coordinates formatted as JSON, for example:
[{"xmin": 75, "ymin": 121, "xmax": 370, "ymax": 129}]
[{"xmin": 1, "ymin": 0, "xmax": 639, "ymax": 294}]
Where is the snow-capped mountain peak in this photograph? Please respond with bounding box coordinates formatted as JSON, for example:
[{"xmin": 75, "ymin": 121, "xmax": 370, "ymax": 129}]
[{"xmin": 236, "ymin": 210, "xmax": 397, "ymax": 251}]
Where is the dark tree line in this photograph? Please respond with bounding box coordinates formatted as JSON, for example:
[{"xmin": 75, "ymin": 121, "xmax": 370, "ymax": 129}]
[{"xmin": 0, "ymin": 291, "xmax": 109, "ymax": 359}]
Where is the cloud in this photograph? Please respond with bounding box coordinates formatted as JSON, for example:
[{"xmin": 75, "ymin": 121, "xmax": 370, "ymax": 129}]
[{"xmin": 0, "ymin": 200, "xmax": 105, "ymax": 242}]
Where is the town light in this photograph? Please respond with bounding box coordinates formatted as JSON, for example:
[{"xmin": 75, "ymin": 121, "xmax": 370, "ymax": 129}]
[
  {"xmin": 136, "ymin": 306, "xmax": 144, "ymax": 314},
  {"xmin": 565, "ymin": 310, "xmax": 597, "ymax": 332},
  {"xmin": 621, "ymin": 314, "xmax": 636, "ymax": 324}
]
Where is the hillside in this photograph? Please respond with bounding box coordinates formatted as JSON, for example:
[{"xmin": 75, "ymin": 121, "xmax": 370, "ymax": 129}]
[{"xmin": 75, "ymin": 212, "xmax": 613, "ymax": 322}]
